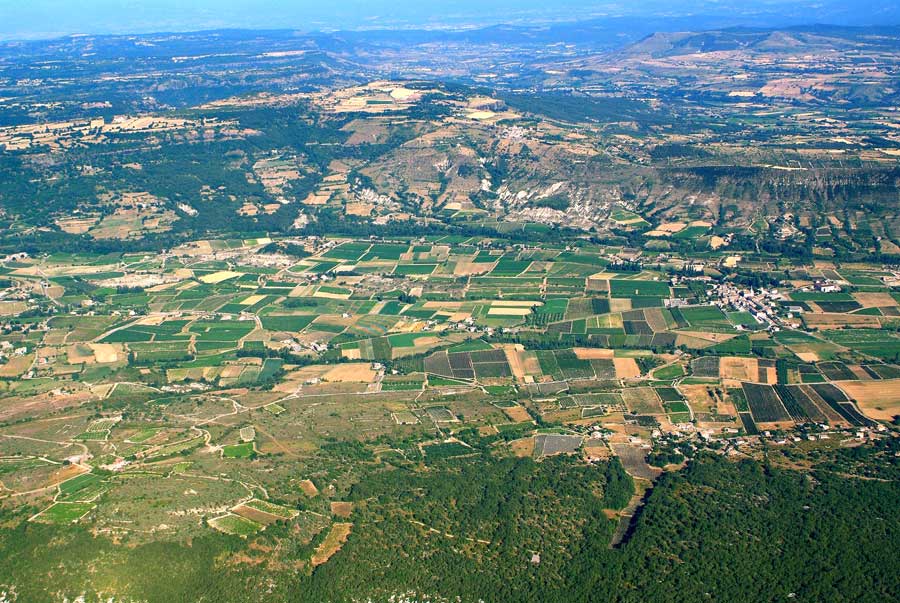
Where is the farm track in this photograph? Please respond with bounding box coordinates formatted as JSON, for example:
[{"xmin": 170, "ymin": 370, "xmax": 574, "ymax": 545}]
[
  {"xmin": 0, "ymin": 433, "xmax": 92, "ymax": 500},
  {"xmin": 409, "ymin": 519, "xmax": 492, "ymax": 545},
  {"xmin": 253, "ymin": 423, "xmax": 299, "ymax": 459}
]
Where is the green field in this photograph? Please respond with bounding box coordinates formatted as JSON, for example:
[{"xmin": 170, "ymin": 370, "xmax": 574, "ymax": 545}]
[
  {"xmin": 34, "ymin": 502, "xmax": 94, "ymax": 524},
  {"xmin": 222, "ymin": 443, "xmax": 255, "ymax": 458}
]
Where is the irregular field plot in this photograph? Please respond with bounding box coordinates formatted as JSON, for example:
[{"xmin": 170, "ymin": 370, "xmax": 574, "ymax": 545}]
[
  {"xmin": 33, "ymin": 502, "xmax": 94, "ymax": 524},
  {"xmin": 836, "ymin": 380, "xmax": 900, "ymax": 421},
  {"xmin": 223, "ymin": 442, "xmax": 255, "ymax": 458},
  {"xmin": 209, "ymin": 513, "xmax": 263, "ymax": 536},
  {"xmin": 312, "ymin": 523, "xmax": 353, "ymax": 566},
  {"xmin": 622, "ymin": 387, "xmax": 665, "ymax": 414},
  {"xmin": 233, "ymin": 499, "xmax": 298, "ymax": 524}
]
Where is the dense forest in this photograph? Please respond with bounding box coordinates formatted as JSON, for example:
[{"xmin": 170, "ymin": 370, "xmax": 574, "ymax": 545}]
[{"xmin": 0, "ymin": 453, "xmax": 896, "ymax": 602}]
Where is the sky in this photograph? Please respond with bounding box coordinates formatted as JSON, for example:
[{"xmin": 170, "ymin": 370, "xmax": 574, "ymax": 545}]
[{"xmin": 0, "ymin": 0, "xmax": 898, "ymax": 40}]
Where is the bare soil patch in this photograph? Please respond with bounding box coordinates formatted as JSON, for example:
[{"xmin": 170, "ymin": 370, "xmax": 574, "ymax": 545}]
[
  {"xmin": 574, "ymin": 348, "xmax": 614, "ymax": 360},
  {"xmin": 311, "ymin": 523, "xmax": 352, "ymax": 566},
  {"xmin": 453, "ymin": 261, "xmax": 493, "ymax": 276},
  {"xmin": 613, "ymin": 358, "xmax": 641, "ymax": 379},
  {"xmin": 719, "ymin": 357, "xmax": 758, "ymax": 381},
  {"xmin": 502, "ymin": 345, "xmax": 527, "ymax": 381},
  {"xmin": 330, "ymin": 502, "xmax": 353, "ymax": 518},
  {"xmin": 836, "ymin": 380, "xmax": 900, "ymax": 421},
  {"xmin": 299, "ymin": 480, "xmax": 319, "ymax": 497},
  {"xmin": 323, "ymin": 363, "xmax": 377, "ymax": 383},
  {"xmin": 502, "ymin": 406, "xmax": 532, "ymax": 423},
  {"xmin": 509, "ymin": 437, "xmax": 535, "ymax": 457},
  {"xmin": 853, "ymin": 292, "xmax": 897, "ymax": 308},
  {"xmin": 804, "ymin": 313, "xmax": 880, "ymax": 329}
]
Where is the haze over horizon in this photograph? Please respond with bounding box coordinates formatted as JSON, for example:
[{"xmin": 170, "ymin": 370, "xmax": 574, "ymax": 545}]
[{"xmin": 2, "ymin": 0, "xmax": 900, "ymax": 41}]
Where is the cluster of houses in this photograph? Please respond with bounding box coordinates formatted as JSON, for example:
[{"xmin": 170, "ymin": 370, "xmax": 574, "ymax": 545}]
[{"xmin": 711, "ymin": 281, "xmax": 785, "ymax": 329}]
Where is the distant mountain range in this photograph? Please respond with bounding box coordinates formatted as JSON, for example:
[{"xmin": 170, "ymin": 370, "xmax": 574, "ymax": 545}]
[
  {"xmin": 620, "ymin": 24, "xmax": 900, "ymax": 57},
  {"xmin": 2, "ymin": 0, "xmax": 900, "ymax": 41},
  {"xmin": 4, "ymin": 19, "xmax": 900, "ymax": 62}
]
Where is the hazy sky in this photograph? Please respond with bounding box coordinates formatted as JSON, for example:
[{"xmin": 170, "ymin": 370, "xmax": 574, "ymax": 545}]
[{"xmin": 1, "ymin": 0, "xmax": 897, "ymax": 40}]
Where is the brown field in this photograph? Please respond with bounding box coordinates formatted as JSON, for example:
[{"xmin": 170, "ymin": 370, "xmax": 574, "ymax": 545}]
[
  {"xmin": 342, "ymin": 119, "xmax": 393, "ymax": 145},
  {"xmin": 643, "ymin": 308, "xmax": 669, "ymax": 332},
  {"xmin": 42, "ymin": 330, "xmax": 68, "ymax": 345},
  {"xmin": 232, "ymin": 505, "xmax": 281, "ymax": 525},
  {"xmin": 0, "ymin": 301, "xmax": 26, "ymax": 316},
  {"xmin": 174, "ymin": 240, "xmax": 214, "ymax": 256},
  {"xmin": 55, "ymin": 217, "xmax": 99, "ymax": 234},
  {"xmin": 199, "ymin": 270, "xmax": 242, "ymax": 284},
  {"xmin": 520, "ymin": 351, "xmax": 542, "ymax": 376},
  {"xmin": 609, "ymin": 298, "xmax": 632, "ymax": 312},
  {"xmin": 573, "ymin": 348, "xmax": 614, "ymax": 360},
  {"xmin": 0, "ymin": 390, "xmax": 93, "ymax": 421},
  {"xmin": 880, "ymin": 240, "xmax": 900, "ymax": 254},
  {"xmin": 477, "ymin": 425, "xmax": 498, "ymax": 436},
  {"xmin": 680, "ymin": 385, "xmax": 716, "ymax": 415},
  {"xmin": 330, "ymin": 502, "xmax": 353, "ymax": 518},
  {"xmin": 299, "ymin": 480, "xmax": 320, "ymax": 497},
  {"xmin": 487, "ymin": 306, "xmax": 533, "ymax": 317},
  {"xmin": 219, "ymin": 365, "xmax": 245, "ymax": 379},
  {"xmin": 803, "ymin": 313, "xmax": 880, "ymax": 329},
  {"xmin": 848, "ymin": 365, "xmax": 872, "ymax": 380},
  {"xmin": 323, "ymin": 363, "xmax": 377, "ymax": 383},
  {"xmin": 302, "ymin": 192, "xmax": 332, "ymax": 205},
  {"xmin": 301, "ymin": 382, "xmax": 370, "ymax": 396},
  {"xmin": 852, "ymin": 292, "xmax": 897, "ymax": 308},
  {"xmin": 453, "ymin": 261, "xmax": 493, "ymax": 276},
  {"xmin": 46, "ymin": 464, "xmax": 89, "ymax": 489},
  {"xmin": 422, "ymin": 301, "xmax": 462, "ymax": 310},
  {"xmin": 311, "ymin": 523, "xmax": 352, "ymax": 566},
  {"xmin": 238, "ymin": 203, "xmax": 259, "ymax": 216},
  {"xmin": 678, "ymin": 331, "xmax": 736, "ymax": 343},
  {"xmin": 0, "ymin": 301, "xmax": 28, "ymax": 316},
  {"xmin": 345, "ymin": 202, "xmax": 374, "ymax": 217},
  {"xmin": 836, "ymin": 380, "xmax": 900, "ymax": 421},
  {"xmin": 393, "ymin": 336, "xmax": 441, "ymax": 356},
  {"xmin": 342, "ymin": 348, "xmax": 362, "ymax": 360},
  {"xmin": 502, "ymin": 345, "xmax": 527, "ymax": 381},
  {"xmin": 645, "ymin": 222, "xmax": 686, "ymax": 237},
  {"xmin": 717, "ymin": 391, "xmax": 738, "ymax": 416},
  {"xmin": 66, "ymin": 344, "xmax": 94, "ymax": 364},
  {"xmin": 673, "ymin": 334, "xmax": 716, "ymax": 349},
  {"xmin": 709, "ymin": 236, "xmax": 727, "ymax": 250},
  {"xmin": 585, "ymin": 276, "xmax": 609, "ymax": 293},
  {"xmin": 89, "ymin": 204, "xmax": 177, "ymax": 240},
  {"xmin": 314, "ymin": 290, "xmax": 351, "ymax": 300},
  {"xmin": 719, "ymin": 357, "xmax": 758, "ymax": 381},
  {"xmin": 613, "ymin": 358, "xmax": 641, "ymax": 379},
  {"xmin": 622, "ymin": 387, "xmax": 665, "ymax": 414},
  {"xmin": 583, "ymin": 441, "xmax": 612, "ymax": 461},
  {"xmin": 509, "ymin": 437, "xmax": 535, "ymax": 457},
  {"xmin": 0, "ymin": 354, "xmax": 33, "ymax": 378},
  {"xmin": 502, "ymin": 405, "xmax": 532, "ymax": 423}
]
